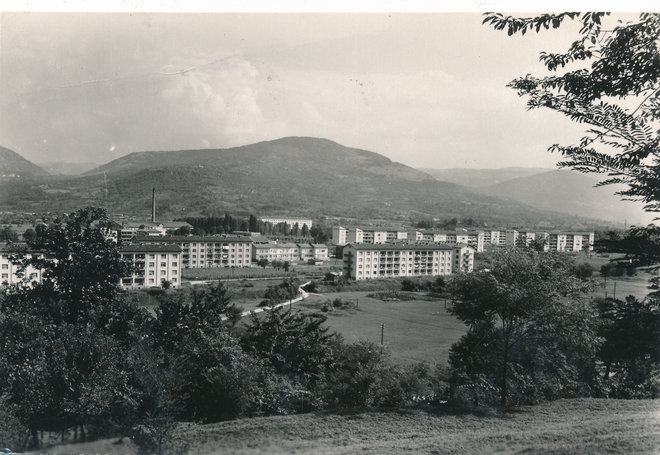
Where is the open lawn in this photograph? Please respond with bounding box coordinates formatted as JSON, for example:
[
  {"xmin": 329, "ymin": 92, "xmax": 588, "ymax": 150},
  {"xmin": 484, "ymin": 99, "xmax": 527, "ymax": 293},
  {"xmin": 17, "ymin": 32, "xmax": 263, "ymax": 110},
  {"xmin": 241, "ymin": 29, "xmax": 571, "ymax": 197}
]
[
  {"xmin": 49, "ymin": 398, "xmax": 660, "ymax": 455},
  {"xmin": 295, "ymin": 292, "xmax": 464, "ymax": 364}
]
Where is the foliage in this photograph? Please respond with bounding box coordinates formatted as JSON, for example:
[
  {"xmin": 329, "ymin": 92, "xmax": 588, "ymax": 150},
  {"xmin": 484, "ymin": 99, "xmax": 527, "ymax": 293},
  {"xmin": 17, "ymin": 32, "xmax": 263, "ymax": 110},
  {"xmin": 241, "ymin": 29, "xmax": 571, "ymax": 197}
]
[
  {"xmin": 263, "ymin": 278, "xmax": 300, "ymax": 304},
  {"xmin": 0, "ymin": 208, "xmax": 148, "ymax": 449},
  {"xmin": 0, "ymin": 226, "xmax": 18, "ymax": 242},
  {"xmin": 594, "ymin": 296, "xmax": 660, "ymax": 397},
  {"xmin": 574, "ymin": 262, "xmax": 595, "ymax": 279},
  {"xmin": 485, "ymin": 13, "xmax": 660, "ymax": 214},
  {"xmin": 448, "ymin": 247, "xmax": 598, "ymax": 406},
  {"xmin": 324, "ymin": 340, "xmax": 403, "ymax": 409},
  {"xmin": 240, "ymin": 308, "xmax": 338, "ymax": 388}
]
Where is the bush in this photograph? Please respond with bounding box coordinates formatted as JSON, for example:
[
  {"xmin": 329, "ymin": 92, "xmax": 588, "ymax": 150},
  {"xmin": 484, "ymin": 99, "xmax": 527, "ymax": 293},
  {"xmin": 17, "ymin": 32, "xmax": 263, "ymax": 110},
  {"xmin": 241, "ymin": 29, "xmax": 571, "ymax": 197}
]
[
  {"xmin": 324, "ymin": 340, "xmax": 404, "ymax": 409},
  {"xmin": 574, "ymin": 262, "xmax": 594, "ymax": 279}
]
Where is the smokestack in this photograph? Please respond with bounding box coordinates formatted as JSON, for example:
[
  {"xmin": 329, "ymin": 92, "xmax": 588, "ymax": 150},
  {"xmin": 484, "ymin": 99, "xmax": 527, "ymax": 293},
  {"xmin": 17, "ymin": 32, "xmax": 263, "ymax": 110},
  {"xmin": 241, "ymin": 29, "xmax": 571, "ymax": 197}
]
[{"xmin": 152, "ymin": 188, "xmax": 156, "ymax": 223}]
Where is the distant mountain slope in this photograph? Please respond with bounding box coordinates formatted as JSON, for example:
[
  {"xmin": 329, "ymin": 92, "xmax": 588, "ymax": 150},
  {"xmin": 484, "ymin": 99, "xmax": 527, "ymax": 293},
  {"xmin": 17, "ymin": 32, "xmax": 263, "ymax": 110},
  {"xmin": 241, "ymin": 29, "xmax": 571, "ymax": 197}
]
[
  {"xmin": 0, "ymin": 146, "xmax": 48, "ymax": 177},
  {"xmin": 475, "ymin": 170, "xmax": 649, "ymax": 225},
  {"xmin": 87, "ymin": 137, "xmax": 435, "ymax": 182},
  {"xmin": 38, "ymin": 161, "xmax": 100, "ymax": 175},
  {"xmin": 0, "ymin": 137, "xmax": 619, "ymax": 228},
  {"xmin": 419, "ymin": 167, "xmax": 553, "ymax": 188}
]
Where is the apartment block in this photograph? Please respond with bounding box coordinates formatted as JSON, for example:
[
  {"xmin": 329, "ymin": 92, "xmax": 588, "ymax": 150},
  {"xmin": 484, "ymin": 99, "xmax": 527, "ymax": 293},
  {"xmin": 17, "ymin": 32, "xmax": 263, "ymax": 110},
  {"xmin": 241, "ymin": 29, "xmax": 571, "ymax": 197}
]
[
  {"xmin": 133, "ymin": 235, "xmax": 253, "ymax": 268},
  {"xmin": 0, "ymin": 244, "xmax": 44, "ymax": 286},
  {"xmin": 252, "ymin": 242, "xmax": 330, "ymax": 263},
  {"xmin": 342, "ymin": 242, "xmax": 474, "ymax": 280},
  {"xmin": 120, "ymin": 244, "xmax": 182, "ymax": 289},
  {"xmin": 545, "ymin": 231, "xmax": 595, "ymax": 252},
  {"xmin": 332, "ymin": 226, "xmax": 348, "ymax": 245}
]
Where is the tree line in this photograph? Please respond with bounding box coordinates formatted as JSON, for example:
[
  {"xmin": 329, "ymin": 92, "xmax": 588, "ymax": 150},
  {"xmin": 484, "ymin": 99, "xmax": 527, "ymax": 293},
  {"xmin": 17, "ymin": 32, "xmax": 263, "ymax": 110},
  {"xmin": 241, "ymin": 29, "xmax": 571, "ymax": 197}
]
[{"xmin": 174, "ymin": 215, "xmax": 329, "ymax": 243}]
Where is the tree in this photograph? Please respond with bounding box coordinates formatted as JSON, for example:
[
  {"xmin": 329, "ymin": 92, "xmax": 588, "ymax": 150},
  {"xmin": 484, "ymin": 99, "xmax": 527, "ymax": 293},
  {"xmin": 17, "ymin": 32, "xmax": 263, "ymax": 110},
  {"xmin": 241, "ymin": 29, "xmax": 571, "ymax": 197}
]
[
  {"xmin": 21, "ymin": 228, "xmax": 36, "ymax": 242},
  {"xmin": 0, "ymin": 226, "xmax": 18, "ymax": 243},
  {"xmin": 595, "ymin": 295, "xmax": 660, "ymax": 396},
  {"xmin": 0, "ymin": 207, "xmax": 147, "ymax": 448},
  {"xmin": 448, "ymin": 247, "xmax": 598, "ymax": 406},
  {"xmin": 484, "ymin": 13, "xmax": 660, "ymax": 215},
  {"xmin": 257, "ymin": 258, "xmax": 269, "ymax": 269}
]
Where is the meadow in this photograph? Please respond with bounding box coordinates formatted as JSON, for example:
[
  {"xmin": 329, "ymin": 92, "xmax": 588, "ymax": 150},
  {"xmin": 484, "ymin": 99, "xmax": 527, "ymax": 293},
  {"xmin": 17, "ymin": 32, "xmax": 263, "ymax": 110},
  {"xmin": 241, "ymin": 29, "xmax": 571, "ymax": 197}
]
[{"xmin": 52, "ymin": 399, "xmax": 660, "ymax": 454}]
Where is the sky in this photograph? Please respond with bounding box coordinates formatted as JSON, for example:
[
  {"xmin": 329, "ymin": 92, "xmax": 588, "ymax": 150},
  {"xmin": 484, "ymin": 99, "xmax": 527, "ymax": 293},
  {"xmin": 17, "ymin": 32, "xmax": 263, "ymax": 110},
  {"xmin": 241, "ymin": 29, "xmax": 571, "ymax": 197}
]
[{"xmin": 0, "ymin": 3, "xmax": 647, "ymax": 172}]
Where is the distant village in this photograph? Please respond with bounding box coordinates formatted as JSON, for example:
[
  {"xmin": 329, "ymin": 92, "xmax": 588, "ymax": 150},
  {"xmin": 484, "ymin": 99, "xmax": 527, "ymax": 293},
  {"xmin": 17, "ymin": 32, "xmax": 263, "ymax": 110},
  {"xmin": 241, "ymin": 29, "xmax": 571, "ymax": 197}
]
[{"xmin": 1, "ymin": 201, "xmax": 595, "ymax": 290}]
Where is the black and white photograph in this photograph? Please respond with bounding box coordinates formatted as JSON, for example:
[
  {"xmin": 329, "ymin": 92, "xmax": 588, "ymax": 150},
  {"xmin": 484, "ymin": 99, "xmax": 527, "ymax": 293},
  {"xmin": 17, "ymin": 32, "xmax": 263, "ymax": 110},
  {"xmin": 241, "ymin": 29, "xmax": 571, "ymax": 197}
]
[{"xmin": 0, "ymin": 2, "xmax": 659, "ymax": 454}]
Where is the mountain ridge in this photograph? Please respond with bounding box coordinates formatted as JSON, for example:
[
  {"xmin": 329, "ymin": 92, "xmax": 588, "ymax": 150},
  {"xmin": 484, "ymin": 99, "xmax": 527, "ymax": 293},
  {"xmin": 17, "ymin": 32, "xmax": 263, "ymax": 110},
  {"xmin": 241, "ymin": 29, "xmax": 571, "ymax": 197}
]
[{"xmin": 0, "ymin": 146, "xmax": 49, "ymax": 177}]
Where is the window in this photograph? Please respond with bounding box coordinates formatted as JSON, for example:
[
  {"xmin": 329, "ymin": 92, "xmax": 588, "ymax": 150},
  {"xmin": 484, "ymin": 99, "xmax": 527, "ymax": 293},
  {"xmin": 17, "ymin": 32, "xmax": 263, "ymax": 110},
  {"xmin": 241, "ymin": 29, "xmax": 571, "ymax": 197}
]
[
  {"xmin": 171, "ymin": 278, "xmax": 177, "ymax": 283},
  {"xmin": 161, "ymin": 254, "xmax": 166, "ymax": 259},
  {"xmin": 160, "ymin": 270, "xmax": 166, "ymax": 275},
  {"xmin": 149, "ymin": 278, "xmax": 154, "ymax": 284},
  {"xmin": 172, "ymin": 270, "xmax": 177, "ymax": 275},
  {"xmin": 160, "ymin": 262, "xmax": 166, "ymax": 267},
  {"xmin": 1, "ymin": 264, "xmax": 7, "ymax": 269},
  {"xmin": 1, "ymin": 273, "xmax": 7, "ymax": 279},
  {"xmin": 149, "ymin": 271, "xmax": 154, "ymax": 276},
  {"xmin": 172, "ymin": 262, "xmax": 178, "ymax": 267},
  {"xmin": 149, "ymin": 262, "xmax": 155, "ymax": 267},
  {"xmin": 30, "ymin": 273, "xmax": 38, "ymax": 279},
  {"xmin": 149, "ymin": 254, "xmax": 155, "ymax": 259}
]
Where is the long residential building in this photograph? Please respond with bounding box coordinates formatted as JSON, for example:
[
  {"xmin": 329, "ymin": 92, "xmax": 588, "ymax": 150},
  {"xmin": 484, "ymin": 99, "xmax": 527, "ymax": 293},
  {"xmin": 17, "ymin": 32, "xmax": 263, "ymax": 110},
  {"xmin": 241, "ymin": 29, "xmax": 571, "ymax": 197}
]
[
  {"xmin": 132, "ymin": 235, "xmax": 253, "ymax": 268},
  {"xmin": 333, "ymin": 226, "xmax": 485, "ymax": 252},
  {"xmin": 342, "ymin": 242, "xmax": 474, "ymax": 280}
]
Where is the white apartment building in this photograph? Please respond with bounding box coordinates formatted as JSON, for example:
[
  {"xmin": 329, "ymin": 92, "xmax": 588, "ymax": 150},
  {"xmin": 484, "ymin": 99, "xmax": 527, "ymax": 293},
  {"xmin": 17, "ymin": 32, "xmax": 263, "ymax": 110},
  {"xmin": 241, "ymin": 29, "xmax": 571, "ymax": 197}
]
[
  {"xmin": 545, "ymin": 231, "xmax": 595, "ymax": 252},
  {"xmin": 342, "ymin": 242, "xmax": 474, "ymax": 280},
  {"xmin": 252, "ymin": 242, "xmax": 330, "ymax": 263},
  {"xmin": 133, "ymin": 235, "xmax": 253, "ymax": 268},
  {"xmin": 120, "ymin": 244, "xmax": 182, "ymax": 289},
  {"xmin": 0, "ymin": 244, "xmax": 43, "ymax": 286},
  {"xmin": 505, "ymin": 230, "xmax": 536, "ymax": 247},
  {"xmin": 332, "ymin": 226, "xmax": 348, "ymax": 245}
]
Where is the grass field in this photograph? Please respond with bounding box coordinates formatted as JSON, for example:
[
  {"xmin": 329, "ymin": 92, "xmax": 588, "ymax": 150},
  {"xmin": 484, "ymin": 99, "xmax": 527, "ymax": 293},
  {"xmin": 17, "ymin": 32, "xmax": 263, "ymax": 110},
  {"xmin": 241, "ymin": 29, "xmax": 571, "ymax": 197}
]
[
  {"xmin": 296, "ymin": 292, "xmax": 464, "ymax": 364},
  {"xmin": 50, "ymin": 398, "xmax": 660, "ymax": 455}
]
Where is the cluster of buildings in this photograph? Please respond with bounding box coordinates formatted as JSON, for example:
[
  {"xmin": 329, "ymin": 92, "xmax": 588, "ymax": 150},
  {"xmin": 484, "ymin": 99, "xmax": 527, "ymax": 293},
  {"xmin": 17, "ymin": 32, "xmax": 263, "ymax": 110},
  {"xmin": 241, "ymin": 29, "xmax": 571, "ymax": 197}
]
[
  {"xmin": 332, "ymin": 226, "xmax": 594, "ymax": 253},
  {"xmin": 1, "ymin": 229, "xmax": 329, "ymax": 291},
  {"xmin": 334, "ymin": 226, "xmax": 594, "ymax": 281}
]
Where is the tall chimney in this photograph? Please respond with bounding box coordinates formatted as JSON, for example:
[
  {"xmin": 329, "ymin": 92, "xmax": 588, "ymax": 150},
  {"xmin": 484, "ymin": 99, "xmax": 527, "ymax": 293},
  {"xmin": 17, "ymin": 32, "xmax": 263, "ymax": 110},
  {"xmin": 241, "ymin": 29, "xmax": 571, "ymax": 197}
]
[{"xmin": 152, "ymin": 188, "xmax": 156, "ymax": 223}]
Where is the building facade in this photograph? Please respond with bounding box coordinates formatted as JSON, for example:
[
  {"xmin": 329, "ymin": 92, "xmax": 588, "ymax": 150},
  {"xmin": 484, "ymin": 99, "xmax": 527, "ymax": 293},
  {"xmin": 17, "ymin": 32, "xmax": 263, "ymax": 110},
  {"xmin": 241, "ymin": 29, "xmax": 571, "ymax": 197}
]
[
  {"xmin": 120, "ymin": 244, "xmax": 182, "ymax": 289},
  {"xmin": 342, "ymin": 242, "xmax": 474, "ymax": 280},
  {"xmin": 0, "ymin": 244, "xmax": 43, "ymax": 286},
  {"xmin": 132, "ymin": 235, "xmax": 253, "ymax": 268}
]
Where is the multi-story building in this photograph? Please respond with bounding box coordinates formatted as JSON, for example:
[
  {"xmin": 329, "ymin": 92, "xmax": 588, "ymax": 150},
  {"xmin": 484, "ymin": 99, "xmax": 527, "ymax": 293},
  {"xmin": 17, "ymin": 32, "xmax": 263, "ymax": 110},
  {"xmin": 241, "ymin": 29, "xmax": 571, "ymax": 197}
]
[
  {"xmin": 506, "ymin": 230, "xmax": 536, "ymax": 247},
  {"xmin": 260, "ymin": 217, "xmax": 313, "ymax": 229},
  {"xmin": 342, "ymin": 242, "xmax": 474, "ymax": 280},
  {"xmin": 252, "ymin": 242, "xmax": 330, "ymax": 263},
  {"xmin": 252, "ymin": 243, "xmax": 300, "ymax": 263},
  {"xmin": 332, "ymin": 226, "xmax": 348, "ymax": 245},
  {"xmin": 546, "ymin": 231, "xmax": 595, "ymax": 252},
  {"xmin": 0, "ymin": 243, "xmax": 44, "ymax": 286},
  {"xmin": 132, "ymin": 235, "xmax": 253, "ymax": 268},
  {"xmin": 120, "ymin": 244, "xmax": 182, "ymax": 289},
  {"xmin": 482, "ymin": 229, "xmax": 504, "ymax": 248}
]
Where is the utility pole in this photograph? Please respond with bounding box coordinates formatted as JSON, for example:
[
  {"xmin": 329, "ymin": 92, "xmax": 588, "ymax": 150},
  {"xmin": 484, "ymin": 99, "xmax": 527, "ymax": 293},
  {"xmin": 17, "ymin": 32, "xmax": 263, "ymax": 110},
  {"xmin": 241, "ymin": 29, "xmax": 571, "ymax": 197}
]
[{"xmin": 381, "ymin": 323, "xmax": 385, "ymax": 346}]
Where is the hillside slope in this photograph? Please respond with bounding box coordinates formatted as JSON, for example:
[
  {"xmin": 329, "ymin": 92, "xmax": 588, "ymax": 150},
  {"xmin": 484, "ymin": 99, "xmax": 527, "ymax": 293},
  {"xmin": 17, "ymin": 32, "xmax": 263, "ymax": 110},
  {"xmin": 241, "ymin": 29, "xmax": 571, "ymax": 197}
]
[
  {"xmin": 419, "ymin": 166, "xmax": 552, "ymax": 188},
  {"xmin": 0, "ymin": 146, "xmax": 48, "ymax": 177},
  {"xmin": 0, "ymin": 138, "xmax": 613, "ymax": 228},
  {"xmin": 476, "ymin": 170, "xmax": 650, "ymax": 225}
]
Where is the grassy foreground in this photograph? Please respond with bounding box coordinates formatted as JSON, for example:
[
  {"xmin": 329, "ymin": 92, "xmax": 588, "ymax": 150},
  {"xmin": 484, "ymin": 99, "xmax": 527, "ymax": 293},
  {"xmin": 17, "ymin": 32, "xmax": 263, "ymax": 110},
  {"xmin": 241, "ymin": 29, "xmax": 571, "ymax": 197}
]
[{"xmin": 50, "ymin": 398, "xmax": 660, "ymax": 454}]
